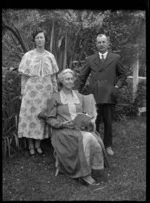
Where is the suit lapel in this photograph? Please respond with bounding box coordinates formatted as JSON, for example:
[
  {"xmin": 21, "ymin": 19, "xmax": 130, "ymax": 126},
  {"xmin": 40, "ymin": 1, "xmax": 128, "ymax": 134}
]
[
  {"xmin": 102, "ymin": 52, "xmax": 114, "ymax": 70},
  {"xmin": 93, "ymin": 51, "xmax": 114, "ymax": 72},
  {"xmin": 93, "ymin": 53, "xmax": 103, "ymax": 71}
]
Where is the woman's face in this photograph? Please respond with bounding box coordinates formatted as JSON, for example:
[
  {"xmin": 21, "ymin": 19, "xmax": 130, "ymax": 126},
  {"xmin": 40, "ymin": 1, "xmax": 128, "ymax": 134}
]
[
  {"xmin": 62, "ymin": 72, "xmax": 74, "ymax": 90},
  {"xmin": 34, "ymin": 32, "xmax": 45, "ymax": 48}
]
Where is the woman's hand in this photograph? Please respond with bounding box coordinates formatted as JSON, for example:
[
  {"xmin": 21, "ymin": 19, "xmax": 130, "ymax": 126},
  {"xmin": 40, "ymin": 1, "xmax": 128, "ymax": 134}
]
[
  {"xmin": 81, "ymin": 121, "xmax": 91, "ymax": 127},
  {"xmin": 80, "ymin": 121, "xmax": 94, "ymax": 132},
  {"xmin": 62, "ymin": 121, "xmax": 75, "ymax": 129}
]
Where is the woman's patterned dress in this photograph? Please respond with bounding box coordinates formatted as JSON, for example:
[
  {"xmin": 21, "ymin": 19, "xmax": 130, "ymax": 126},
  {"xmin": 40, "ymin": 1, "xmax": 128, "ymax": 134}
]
[{"xmin": 18, "ymin": 49, "xmax": 59, "ymax": 140}]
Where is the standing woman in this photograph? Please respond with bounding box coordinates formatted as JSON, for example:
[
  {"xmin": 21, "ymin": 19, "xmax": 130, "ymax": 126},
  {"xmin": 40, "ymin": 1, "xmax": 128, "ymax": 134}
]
[{"xmin": 18, "ymin": 27, "xmax": 59, "ymax": 156}]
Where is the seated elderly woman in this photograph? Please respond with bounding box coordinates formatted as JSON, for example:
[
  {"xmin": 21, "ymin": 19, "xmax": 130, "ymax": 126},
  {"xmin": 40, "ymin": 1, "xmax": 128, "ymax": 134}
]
[{"xmin": 40, "ymin": 69, "xmax": 104, "ymax": 185}]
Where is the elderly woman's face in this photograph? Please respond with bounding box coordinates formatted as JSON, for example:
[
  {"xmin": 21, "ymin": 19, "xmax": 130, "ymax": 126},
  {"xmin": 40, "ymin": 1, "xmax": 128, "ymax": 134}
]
[
  {"xmin": 35, "ymin": 32, "xmax": 45, "ymax": 48},
  {"xmin": 62, "ymin": 72, "xmax": 74, "ymax": 90}
]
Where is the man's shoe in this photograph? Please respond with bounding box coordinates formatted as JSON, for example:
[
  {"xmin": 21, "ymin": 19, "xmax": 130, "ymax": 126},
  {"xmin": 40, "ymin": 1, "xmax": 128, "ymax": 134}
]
[{"xmin": 106, "ymin": 147, "xmax": 114, "ymax": 156}]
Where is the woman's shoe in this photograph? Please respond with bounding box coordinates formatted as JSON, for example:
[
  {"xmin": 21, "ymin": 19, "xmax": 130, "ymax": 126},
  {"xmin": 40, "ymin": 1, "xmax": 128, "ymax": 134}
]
[
  {"xmin": 29, "ymin": 148, "xmax": 35, "ymax": 157},
  {"xmin": 81, "ymin": 176, "xmax": 100, "ymax": 186},
  {"xmin": 81, "ymin": 178, "xmax": 100, "ymax": 186},
  {"xmin": 35, "ymin": 148, "xmax": 45, "ymax": 157},
  {"xmin": 90, "ymin": 181, "xmax": 100, "ymax": 186}
]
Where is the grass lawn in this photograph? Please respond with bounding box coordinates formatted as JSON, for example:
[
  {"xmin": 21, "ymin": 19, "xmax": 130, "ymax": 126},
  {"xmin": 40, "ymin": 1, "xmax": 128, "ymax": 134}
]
[{"xmin": 2, "ymin": 116, "xmax": 146, "ymax": 201}]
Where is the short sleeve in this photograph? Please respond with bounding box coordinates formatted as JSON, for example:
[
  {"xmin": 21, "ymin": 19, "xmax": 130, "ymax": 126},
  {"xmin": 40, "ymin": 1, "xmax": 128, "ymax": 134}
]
[
  {"xmin": 49, "ymin": 54, "xmax": 59, "ymax": 75},
  {"xmin": 18, "ymin": 52, "xmax": 32, "ymax": 76}
]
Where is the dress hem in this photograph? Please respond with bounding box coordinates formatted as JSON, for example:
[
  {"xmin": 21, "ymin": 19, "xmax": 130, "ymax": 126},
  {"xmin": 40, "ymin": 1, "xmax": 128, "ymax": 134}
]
[{"xmin": 18, "ymin": 136, "xmax": 49, "ymax": 140}]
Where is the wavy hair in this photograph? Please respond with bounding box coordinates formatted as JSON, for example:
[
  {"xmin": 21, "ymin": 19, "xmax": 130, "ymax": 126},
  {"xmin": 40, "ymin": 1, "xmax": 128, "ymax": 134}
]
[
  {"xmin": 57, "ymin": 69, "xmax": 76, "ymax": 90},
  {"xmin": 32, "ymin": 27, "xmax": 48, "ymax": 46}
]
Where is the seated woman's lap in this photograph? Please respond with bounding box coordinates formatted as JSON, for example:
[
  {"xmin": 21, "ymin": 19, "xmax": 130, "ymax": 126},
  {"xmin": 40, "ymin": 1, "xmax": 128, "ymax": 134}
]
[{"xmin": 80, "ymin": 131, "xmax": 103, "ymax": 168}]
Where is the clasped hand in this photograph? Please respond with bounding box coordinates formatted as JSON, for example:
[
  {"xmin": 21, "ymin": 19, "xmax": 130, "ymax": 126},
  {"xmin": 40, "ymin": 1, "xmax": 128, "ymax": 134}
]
[
  {"xmin": 62, "ymin": 120, "xmax": 92, "ymax": 129},
  {"xmin": 80, "ymin": 121, "xmax": 93, "ymax": 131},
  {"xmin": 62, "ymin": 121, "xmax": 75, "ymax": 128}
]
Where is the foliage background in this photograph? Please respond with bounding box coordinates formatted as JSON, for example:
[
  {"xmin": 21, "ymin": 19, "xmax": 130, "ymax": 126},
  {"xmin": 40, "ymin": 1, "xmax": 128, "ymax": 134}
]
[
  {"xmin": 2, "ymin": 9, "xmax": 146, "ymax": 74},
  {"xmin": 2, "ymin": 9, "xmax": 146, "ymax": 158}
]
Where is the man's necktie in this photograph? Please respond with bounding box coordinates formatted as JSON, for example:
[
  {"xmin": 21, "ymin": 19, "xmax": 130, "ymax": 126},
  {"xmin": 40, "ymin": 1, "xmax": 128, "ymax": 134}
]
[{"xmin": 101, "ymin": 54, "xmax": 105, "ymax": 62}]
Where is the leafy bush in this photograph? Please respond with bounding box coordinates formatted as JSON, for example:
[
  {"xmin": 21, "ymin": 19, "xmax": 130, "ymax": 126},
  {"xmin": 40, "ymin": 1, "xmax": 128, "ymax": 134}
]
[
  {"xmin": 134, "ymin": 80, "xmax": 146, "ymax": 107},
  {"xmin": 113, "ymin": 83, "xmax": 137, "ymax": 121},
  {"xmin": 112, "ymin": 79, "xmax": 146, "ymax": 121},
  {"xmin": 2, "ymin": 68, "xmax": 21, "ymax": 159}
]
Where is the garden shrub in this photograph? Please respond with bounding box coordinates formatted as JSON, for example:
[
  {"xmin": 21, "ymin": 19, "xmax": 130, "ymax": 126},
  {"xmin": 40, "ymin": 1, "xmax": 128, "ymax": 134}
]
[
  {"xmin": 2, "ymin": 68, "xmax": 21, "ymax": 159},
  {"xmin": 114, "ymin": 82, "xmax": 137, "ymax": 121},
  {"xmin": 134, "ymin": 80, "xmax": 146, "ymax": 108}
]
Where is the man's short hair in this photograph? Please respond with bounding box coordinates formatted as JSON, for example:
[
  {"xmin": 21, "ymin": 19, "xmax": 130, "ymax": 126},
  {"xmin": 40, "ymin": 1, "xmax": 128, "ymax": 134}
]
[
  {"xmin": 96, "ymin": 34, "xmax": 110, "ymax": 43},
  {"xmin": 97, "ymin": 34, "xmax": 107, "ymax": 38}
]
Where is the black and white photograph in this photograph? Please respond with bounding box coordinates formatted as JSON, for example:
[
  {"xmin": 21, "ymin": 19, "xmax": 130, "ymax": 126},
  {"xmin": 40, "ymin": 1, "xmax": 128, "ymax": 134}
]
[{"xmin": 2, "ymin": 8, "xmax": 146, "ymax": 201}]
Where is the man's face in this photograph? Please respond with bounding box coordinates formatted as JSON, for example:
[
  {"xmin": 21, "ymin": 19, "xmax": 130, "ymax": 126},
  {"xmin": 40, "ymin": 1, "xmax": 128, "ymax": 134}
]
[{"xmin": 96, "ymin": 35, "xmax": 109, "ymax": 54}]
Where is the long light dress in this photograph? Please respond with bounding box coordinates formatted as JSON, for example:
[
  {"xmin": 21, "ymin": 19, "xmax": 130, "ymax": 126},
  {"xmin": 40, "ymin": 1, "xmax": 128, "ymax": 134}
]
[
  {"xmin": 18, "ymin": 49, "xmax": 59, "ymax": 140},
  {"xmin": 45, "ymin": 90, "xmax": 104, "ymax": 178}
]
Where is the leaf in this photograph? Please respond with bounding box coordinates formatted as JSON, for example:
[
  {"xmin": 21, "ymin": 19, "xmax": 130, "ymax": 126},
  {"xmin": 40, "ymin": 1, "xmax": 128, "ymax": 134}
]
[
  {"xmin": 15, "ymin": 115, "xmax": 18, "ymax": 130},
  {"xmin": 63, "ymin": 31, "xmax": 68, "ymax": 69},
  {"xmin": 13, "ymin": 133, "xmax": 19, "ymax": 148},
  {"xmin": 3, "ymin": 97, "xmax": 20, "ymax": 113},
  {"xmin": 2, "ymin": 138, "xmax": 7, "ymax": 160},
  {"xmin": 58, "ymin": 36, "xmax": 64, "ymax": 48},
  {"xmin": 50, "ymin": 21, "xmax": 55, "ymax": 52},
  {"xmin": 3, "ymin": 124, "xmax": 16, "ymax": 137},
  {"xmin": 6, "ymin": 137, "xmax": 11, "ymax": 157}
]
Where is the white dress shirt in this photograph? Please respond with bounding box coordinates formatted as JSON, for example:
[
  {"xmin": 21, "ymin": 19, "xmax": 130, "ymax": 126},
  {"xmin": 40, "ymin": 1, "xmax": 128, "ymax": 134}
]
[{"xmin": 99, "ymin": 51, "xmax": 108, "ymax": 59}]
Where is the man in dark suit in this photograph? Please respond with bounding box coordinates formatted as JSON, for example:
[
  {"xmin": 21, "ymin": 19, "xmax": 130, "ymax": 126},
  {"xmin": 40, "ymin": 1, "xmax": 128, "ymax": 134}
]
[{"xmin": 75, "ymin": 33, "xmax": 126, "ymax": 156}]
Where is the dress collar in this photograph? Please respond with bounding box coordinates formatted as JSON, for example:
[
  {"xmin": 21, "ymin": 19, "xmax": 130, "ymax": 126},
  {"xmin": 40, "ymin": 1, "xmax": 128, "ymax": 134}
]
[{"xmin": 60, "ymin": 89, "xmax": 80, "ymax": 104}]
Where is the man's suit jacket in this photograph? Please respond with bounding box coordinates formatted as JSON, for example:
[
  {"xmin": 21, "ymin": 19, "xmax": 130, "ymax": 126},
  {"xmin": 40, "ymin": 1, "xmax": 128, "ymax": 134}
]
[{"xmin": 75, "ymin": 51, "xmax": 127, "ymax": 104}]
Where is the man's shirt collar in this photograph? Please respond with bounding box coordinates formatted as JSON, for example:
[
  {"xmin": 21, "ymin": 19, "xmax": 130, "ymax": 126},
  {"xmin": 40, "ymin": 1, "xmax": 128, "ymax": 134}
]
[{"xmin": 99, "ymin": 51, "xmax": 108, "ymax": 59}]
